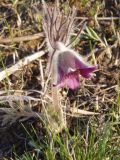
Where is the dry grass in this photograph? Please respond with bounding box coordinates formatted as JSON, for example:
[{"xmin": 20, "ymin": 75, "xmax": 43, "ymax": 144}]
[{"xmin": 0, "ymin": 0, "xmax": 120, "ymax": 159}]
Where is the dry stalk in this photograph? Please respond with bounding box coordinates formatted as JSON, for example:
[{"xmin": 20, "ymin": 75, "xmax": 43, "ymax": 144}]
[
  {"xmin": 75, "ymin": 16, "xmax": 120, "ymax": 20},
  {"xmin": 0, "ymin": 33, "xmax": 44, "ymax": 44},
  {"xmin": 0, "ymin": 50, "xmax": 45, "ymax": 82}
]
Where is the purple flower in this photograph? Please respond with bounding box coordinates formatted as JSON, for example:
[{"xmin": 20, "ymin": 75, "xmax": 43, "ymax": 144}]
[{"xmin": 52, "ymin": 42, "xmax": 97, "ymax": 90}]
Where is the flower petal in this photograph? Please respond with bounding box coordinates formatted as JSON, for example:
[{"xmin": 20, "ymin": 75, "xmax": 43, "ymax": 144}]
[
  {"xmin": 79, "ymin": 66, "xmax": 97, "ymax": 78},
  {"xmin": 51, "ymin": 42, "xmax": 97, "ymax": 89},
  {"xmin": 58, "ymin": 72, "xmax": 80, "ymax": 90}
]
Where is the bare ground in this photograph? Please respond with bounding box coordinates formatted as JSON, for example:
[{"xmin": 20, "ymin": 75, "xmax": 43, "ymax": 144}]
[{"xmin": 0, "ymin": 0, "xmax": 120, "ymax": 159}]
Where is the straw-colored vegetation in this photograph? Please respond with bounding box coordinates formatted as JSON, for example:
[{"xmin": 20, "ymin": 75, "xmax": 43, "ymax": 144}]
[{"xmin": 0, "ymin": 0, "xmax": 120, "ymax": 159}]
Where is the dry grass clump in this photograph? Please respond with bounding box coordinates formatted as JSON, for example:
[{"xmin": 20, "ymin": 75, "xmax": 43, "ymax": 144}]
[{"xmin": 0, "ymin": 0, "xmax": 120, "ymax": 159}]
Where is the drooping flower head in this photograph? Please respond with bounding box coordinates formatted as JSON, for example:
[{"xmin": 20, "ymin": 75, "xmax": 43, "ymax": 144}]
[
  {"xmin": 52, "ymin": 42, "xmax": 97, "ymax": 90},
  {"xmin": 42, "ymin": 0, "xmax": 97, "ymax": 90}
]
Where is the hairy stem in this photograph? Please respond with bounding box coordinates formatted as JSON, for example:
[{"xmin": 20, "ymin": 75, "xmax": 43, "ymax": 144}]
[{"xmin": 51, "ymin": 85, "xmax": 65, "ymax": 128}]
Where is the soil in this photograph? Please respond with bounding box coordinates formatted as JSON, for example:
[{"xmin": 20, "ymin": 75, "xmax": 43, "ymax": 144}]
[{"xmin": 0, "ymin": 0, "xmax": 120, "ymax": 159}]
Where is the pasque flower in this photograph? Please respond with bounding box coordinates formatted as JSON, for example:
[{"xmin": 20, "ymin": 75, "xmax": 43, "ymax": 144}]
[
  {"xmin": 42, "ymin": 0, "xmax": 97, "ymax": 90},
  {"xmin": 52, "ymin": 42, "xmax": 97, "ymax": 90}
]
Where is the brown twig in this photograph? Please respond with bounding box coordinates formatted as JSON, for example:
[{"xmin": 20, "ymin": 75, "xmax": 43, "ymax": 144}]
[
  {"xmin": 0, "ymin": 50, "xmax": 45, "ymax": 81},
  {"xmin": 75, "ymin": 16, "xmax": 120, "ymax": 20},
  {"xmin": 0, "ymin": 33, "xmax": 44, "ymax": 44}
]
